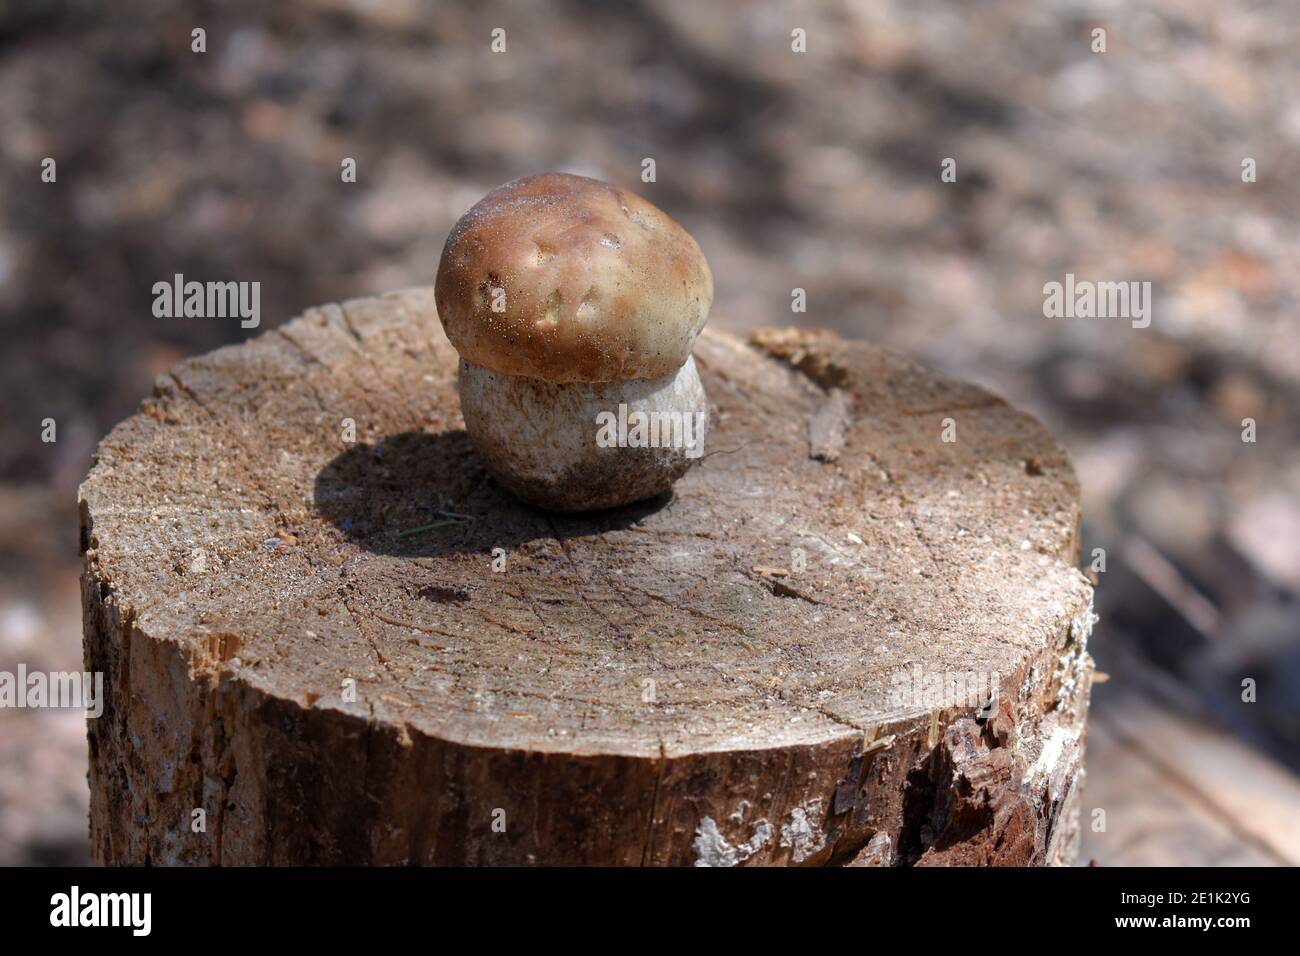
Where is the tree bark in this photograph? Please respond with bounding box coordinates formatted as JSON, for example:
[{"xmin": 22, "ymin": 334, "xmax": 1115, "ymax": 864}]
[{"xmin": 80, "ymin": 288, "xmax": 1094, "ymax": 866}]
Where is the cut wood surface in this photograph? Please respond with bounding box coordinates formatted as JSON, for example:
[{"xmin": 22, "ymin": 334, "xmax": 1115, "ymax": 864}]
[{"xmin": 80, "ymin": 287, "xmax": 1094, "ymax": 866}]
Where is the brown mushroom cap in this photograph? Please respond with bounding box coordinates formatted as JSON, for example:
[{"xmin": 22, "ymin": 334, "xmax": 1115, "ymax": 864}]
[{"xmin": 435, "ymin": 172, "xmax": 713, "ymax": 383}]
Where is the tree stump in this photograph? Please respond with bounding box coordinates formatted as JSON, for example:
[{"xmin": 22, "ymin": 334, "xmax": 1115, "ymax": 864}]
[{"xmin": 80, "ymin": 288, "xmax": 1095, "ymax": 866}]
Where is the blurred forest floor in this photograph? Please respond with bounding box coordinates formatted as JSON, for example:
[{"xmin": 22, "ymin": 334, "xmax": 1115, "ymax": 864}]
[{"xmin": 1, "ymin": 0, "xmax": 1298, "ymax": 865}]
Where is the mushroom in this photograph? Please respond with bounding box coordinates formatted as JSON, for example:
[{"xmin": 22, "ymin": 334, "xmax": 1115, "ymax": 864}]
[{"xmin": 435, "ymin": 172, "xmax": 713, "ymax": 512}]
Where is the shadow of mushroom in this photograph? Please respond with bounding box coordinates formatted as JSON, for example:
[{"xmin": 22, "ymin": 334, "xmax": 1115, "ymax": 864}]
[{"xmin": 312, "ymin": 429, "xmax": 672, "ymax": 558}]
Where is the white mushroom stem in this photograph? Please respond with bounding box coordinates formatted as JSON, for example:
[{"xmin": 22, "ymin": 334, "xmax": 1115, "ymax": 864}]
[{"xmin": 458, "ymin": 356, "xmax": 709, "ymax": 512}]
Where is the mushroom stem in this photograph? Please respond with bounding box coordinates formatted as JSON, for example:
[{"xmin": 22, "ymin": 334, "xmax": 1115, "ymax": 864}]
[{"xmin": 458, "ymin": 356, "xmax": 709, "ymax": 512}]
